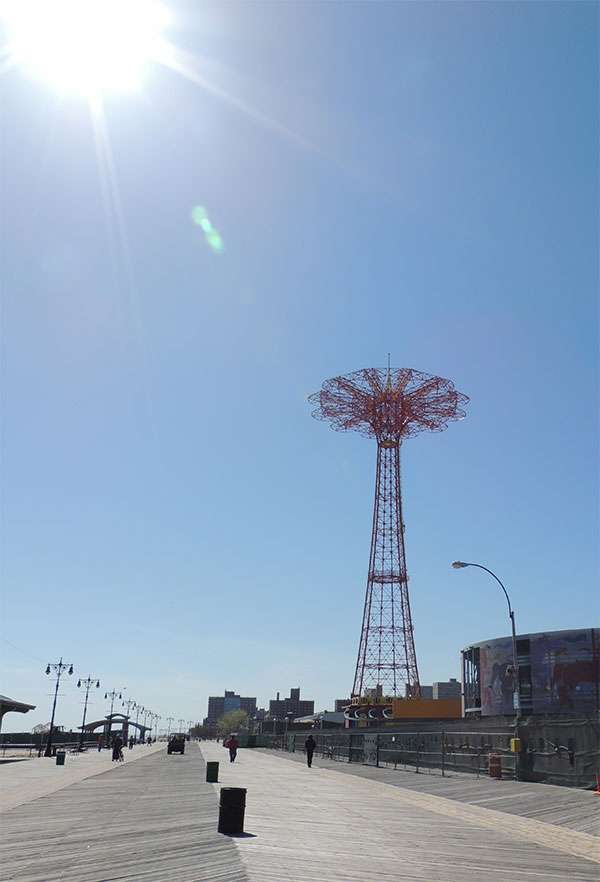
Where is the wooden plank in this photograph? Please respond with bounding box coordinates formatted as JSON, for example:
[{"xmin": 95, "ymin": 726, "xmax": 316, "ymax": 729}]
[
  {"xmin": 0, "ymin": 741, "xmax": 166, "ymax": 814},
  {"xmin": 0, "ymin": 744, "xmax": 247, "ymax": 882},
  {"xmin": 201, "ymin": 742, "xmax": 600, "ymax": 882},
  {"xmin": 2, "ymin": 741, "xmax": 598, "ymax": 882},
  {"xmin": 261, "ymin": 745, "xmax": 600, "ymax": 835}
]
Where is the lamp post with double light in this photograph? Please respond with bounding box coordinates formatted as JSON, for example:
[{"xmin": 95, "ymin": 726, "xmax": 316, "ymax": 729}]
[
  {"xmin": 77, "ymin": 676, "xmax": 100, "ymax": 750},
  {"xmin": 104, "ymin": 689, "xmax": 123, "ymax": 747},
  {"xmin": 122, "ymin": 698, "xmax": 137, "ymax": 745},
  {"xmin": 44, "ymin": 658, "xmax": 74, "ymax": 756},
  {"xmin": 134, "ymin": 704, "xmax": 144, "ymax": 743},
  {"xmin": 142, "ymin": 708, "xmax": 151, "ymax": 742}
]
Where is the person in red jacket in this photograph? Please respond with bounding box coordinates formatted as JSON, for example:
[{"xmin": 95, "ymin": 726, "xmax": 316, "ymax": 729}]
[{"xmin": 224, "ymin": 733, "xmax": 239, "ymax": 762}]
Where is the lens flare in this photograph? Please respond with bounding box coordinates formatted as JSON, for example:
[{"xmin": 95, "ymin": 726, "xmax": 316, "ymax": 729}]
[{"xmin": 192, "ymin": 205, "xmax": 224, "ymax": 254}]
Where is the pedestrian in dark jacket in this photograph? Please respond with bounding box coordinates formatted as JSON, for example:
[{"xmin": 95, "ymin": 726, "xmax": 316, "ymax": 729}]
[
  {"xmin": 224, "ymin": 734, "xmax": 239, "ymax": 762},
  {"xmin": 305, "ymin": 734, "xmax": 316, "ymax": 767},
  {"xmin": 112, "ymin": 735, "xmax": 123, "ymax": 762}
]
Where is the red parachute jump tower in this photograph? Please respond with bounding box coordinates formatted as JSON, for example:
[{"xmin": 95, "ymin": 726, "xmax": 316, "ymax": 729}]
[{"xmin": 310, "ymin": 365, "xmax": 468, "ymax": 701}]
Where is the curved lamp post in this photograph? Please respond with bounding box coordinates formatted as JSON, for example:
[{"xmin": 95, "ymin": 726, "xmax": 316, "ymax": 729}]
[
  {"xmin": 452, "ymin": 560, "xmax": 523, "ymax": 781},
  {"xmin": 451, "ymin": 561, "xmax": 520, "ymax": 716}
]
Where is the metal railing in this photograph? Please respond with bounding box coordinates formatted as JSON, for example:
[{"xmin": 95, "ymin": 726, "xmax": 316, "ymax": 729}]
[
  {"xmin": 1, "ymin": 740, "xmax": 94, "ymax": 757},
  {"xmin": 264, "ymin": 729, "xmax": 518, "ymax": 778}
]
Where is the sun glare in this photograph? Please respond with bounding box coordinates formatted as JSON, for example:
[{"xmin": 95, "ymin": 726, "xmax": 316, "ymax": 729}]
[{"xmin": 1, "ymin": 0, "xmax": 169, "ymax": 96}]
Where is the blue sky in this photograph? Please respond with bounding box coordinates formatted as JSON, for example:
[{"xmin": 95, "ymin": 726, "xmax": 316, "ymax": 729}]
[{"xmin": 1, "ymin": 1, "xmax": 598, "ymax": 731}]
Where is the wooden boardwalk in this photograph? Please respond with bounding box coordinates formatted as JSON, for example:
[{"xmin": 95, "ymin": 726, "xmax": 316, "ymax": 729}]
[
  {"xmin": 1, "ymin": 740, "xmax": 598, "ymax": 881},
  {"xmin": 0, "ymin": 742, "xmax": 165, "ymax": 814},
  {"xmin": 260, "ymin": 745, "xmax": 600, "ymax": 835},
  {"xmin": 202, "ymin": 741, "xmax": 600, "ymax": 882},
  {"xmin": 0, "ymin": 744, "xmax": 246, "ymax": 882}
]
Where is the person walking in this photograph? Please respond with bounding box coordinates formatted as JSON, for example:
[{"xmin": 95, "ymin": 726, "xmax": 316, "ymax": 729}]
[
  {"xmin": 129, "ymin": 735, "xmax": 134, "ymax": 750},
  {"xmin": 112, "ymin": 734, "xmax": 123, "ymax": 762},
  {"xmin": 224, "ymin": 733, "xmax": 239, "ymax": 763},
  {"xmin": 305, "ymin": 734, "xmax": 316, "ymax": 768}
]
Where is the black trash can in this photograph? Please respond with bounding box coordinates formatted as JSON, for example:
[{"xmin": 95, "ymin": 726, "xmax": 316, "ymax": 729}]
[
  {"xmin": 56, "ymin": 751, "xmax": 66, "ymax": 766},
  {"xmin": 206, "ymin": 761, "xmax": 219, "ymax": 783},
  {"xmin": 218, "ymin": 787, "xmax": 246, "ymax": 835}
]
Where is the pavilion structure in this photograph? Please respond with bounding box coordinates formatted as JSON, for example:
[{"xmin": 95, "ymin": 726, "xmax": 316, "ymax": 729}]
[
  {"xmin": 79, "ymin": 712, "xmax": 151, "ymax": 744},
  {"xmin": 0, "ymin": 694, "xmax": 36, "ymax": 736}
]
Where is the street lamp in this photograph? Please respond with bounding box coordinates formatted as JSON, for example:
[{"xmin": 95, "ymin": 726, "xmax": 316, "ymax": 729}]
[
  {"xmin": 104, "ymin": 689, "xmax": 124, "ymax": 747},
  {"xmin": 142, "ymin": 708, "xmax": 151, "ymax": 741},
  {"xmin": 166, "ymin": 716, "xmax": 174, "ymax": 737},
  {"xmin": 452, "ymin": 560, "xmax": 522, "ymax": 780},
  {"xmin": 77, "ymin": 676, "xmax": 100, "ymax": 751},
  {"xmin": 122, "ymin": 698, "xmax": 136, "ymax": 745},
  {"xmin": 134, "ymin": 704, "xmax": 144, "ymax": 743},
  {"xmin": 451, "ymin": 560, "xmax": 520, "ymax": 715},
  {"xmin": 44, "ymin": 658, "xmax": 74, "ymax": 756}
]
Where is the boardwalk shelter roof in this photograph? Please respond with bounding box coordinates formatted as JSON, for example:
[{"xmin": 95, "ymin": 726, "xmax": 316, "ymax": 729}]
[
  {"xmin": 80, "ymin": 713, "xmax": 150, "ymax": 735},
  {"xmin": 0, "ymin": 694, "xmax": 36, "ymax": 734}
]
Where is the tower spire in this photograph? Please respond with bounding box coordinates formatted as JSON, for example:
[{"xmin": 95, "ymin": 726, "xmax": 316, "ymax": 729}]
[{"xmin": 309, "ymin": 366, "xmax": 468, "ymax": 699}]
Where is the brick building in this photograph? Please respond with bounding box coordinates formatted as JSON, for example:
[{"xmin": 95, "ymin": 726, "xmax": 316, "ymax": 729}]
[
  {"xmin": 205, "ymin": 690, "xmax": 257, "ymax": 725},
  {"xmin": 269, "ymin": 687, "xmax": 314, "ymax": 719}
]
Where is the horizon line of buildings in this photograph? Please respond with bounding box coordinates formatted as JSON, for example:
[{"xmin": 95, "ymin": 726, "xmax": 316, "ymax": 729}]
[{"xmin": 203, "ymin": 679, "xmax": 462, "ymax": 727}]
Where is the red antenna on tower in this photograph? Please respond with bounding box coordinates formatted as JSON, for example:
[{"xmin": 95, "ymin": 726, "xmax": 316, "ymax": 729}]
[{"xmin": 309, "ymin": 365, "xmax": 468, "ymax": 700}]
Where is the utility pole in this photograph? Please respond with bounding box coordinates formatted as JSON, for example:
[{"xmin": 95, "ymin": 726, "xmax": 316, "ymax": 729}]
[
  {"xmin": 44, "ymin": 658, "xmax": 74, "ymax": 757},
  {"xmin": 77, "ymin": 676, "xmax": 100, "ymax": 750},
  {"xmin": 166, "ymin": 716, "xmax": 174, "ymax": 737}
]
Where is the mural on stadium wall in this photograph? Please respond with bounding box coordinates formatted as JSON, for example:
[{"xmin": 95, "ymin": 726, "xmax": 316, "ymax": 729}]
[
  {"xmin": 530, "ymin": 629, "xmax": 599, "ymax": 712},
  {"xmin": 479, "ymin": 636, "xmax": 515, "ymax": 716},
  {"xmin": 473, "ymin": 628, "xmax": 599, "ymax": 717}
]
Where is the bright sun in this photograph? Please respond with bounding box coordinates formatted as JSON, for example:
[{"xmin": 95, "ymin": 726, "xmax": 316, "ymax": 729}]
[{"xmin": 1, "ymin": 0, "xmax": 169, "ymax": 96}]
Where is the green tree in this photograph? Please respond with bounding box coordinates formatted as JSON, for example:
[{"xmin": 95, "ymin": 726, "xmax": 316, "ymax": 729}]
[{"xmin": 216, "ymin": 709, "xmax": 248, "ymax": 737}]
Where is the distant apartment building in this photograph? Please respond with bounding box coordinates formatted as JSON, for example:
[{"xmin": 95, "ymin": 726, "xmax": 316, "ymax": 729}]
[
  {"xmin": 405, "ymin": 684, "xmax": 433, "ymax": 699},
  {"xmin": 269, "ymin": 687, "xmax": 314, "ymax": 719},
  {"xmin": 432, "ymin": 679, "xmax": 461, "ymax": 700},
  {"xmin": 205, "ymin": 690, "xmax": 257, "ymax": 725},
  {"xmin": 334, "ymin": 699, "xmax": 351, "ymax": 712}
]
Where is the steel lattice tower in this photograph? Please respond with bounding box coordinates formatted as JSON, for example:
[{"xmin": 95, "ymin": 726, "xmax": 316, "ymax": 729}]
[{"xmin": 310, "ymin": 366, "xmax": 468, "ymax": 700}]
